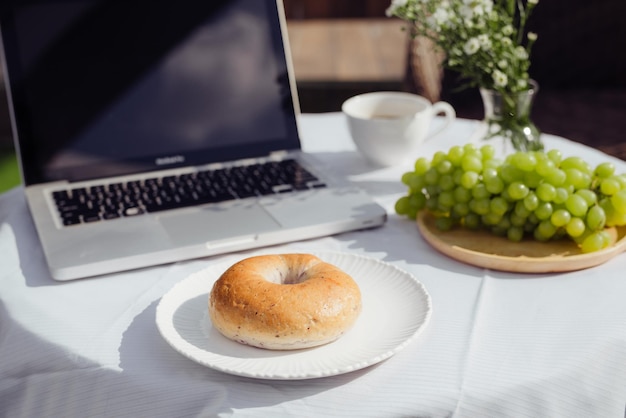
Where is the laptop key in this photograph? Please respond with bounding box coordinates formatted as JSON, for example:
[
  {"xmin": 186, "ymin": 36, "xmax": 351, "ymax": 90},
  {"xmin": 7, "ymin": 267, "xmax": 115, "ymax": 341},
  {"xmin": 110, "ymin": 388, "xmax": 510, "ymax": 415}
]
[{"xmin": 81, "ymin": 212, "xmax": 101, "ymax": 223}]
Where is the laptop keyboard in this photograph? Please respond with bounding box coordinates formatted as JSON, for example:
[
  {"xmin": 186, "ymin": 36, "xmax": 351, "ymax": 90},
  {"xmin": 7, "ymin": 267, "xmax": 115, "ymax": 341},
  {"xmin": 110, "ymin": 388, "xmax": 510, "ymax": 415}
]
[{"xmin": 52, "ymin": 159, "xmax": 326, "ymax": 226}]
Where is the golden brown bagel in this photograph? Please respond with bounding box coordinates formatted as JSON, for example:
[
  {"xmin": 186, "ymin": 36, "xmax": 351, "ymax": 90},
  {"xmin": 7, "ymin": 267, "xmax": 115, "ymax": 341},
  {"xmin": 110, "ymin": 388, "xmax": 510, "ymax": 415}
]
[{"xmin": 208, "ymin": 254, "xmax": 362, "ymax": 350}]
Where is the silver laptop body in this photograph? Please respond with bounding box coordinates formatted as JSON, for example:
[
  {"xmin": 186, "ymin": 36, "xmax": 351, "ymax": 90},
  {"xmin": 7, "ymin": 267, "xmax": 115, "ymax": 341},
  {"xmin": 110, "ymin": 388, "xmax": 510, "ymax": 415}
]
[{"xmin": 0, "ymin": 0, "xmax": 387, "ymax": 281}]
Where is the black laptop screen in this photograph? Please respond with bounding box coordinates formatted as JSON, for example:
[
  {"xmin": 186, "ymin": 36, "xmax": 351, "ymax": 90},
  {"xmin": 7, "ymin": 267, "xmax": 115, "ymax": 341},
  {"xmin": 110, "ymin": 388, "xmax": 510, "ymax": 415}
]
[{"xmin": 0, "ymin": 0, "xmax": 300, "ymax": 184}]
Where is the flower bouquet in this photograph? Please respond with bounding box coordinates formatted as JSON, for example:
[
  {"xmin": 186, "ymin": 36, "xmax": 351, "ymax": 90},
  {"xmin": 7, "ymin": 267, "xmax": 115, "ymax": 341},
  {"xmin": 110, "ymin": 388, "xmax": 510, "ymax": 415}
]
[{"xmin": 387, "ymin": 0, "xmax": 543, "ymax": 151}]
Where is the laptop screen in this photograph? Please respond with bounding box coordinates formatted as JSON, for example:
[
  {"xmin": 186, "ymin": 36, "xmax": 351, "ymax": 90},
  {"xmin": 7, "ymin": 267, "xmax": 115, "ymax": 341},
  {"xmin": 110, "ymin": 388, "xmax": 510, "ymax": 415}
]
[{"xmin": 0, "ymin": 0, "xmax": 300, "ymax": 184}]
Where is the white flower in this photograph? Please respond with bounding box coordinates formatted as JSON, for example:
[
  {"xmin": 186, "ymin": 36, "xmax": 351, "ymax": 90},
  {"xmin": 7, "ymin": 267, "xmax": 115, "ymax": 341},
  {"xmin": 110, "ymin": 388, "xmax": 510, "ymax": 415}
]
[
  {"xmin": 478, "ymin": 34, "xmax": 492, "ymax": 49},
  {"xmin": 497, "ymin": 59, "xmax": 507, "ymax": 69},
  {"xmin": 433, "ymin": 8, "xmax": 450, "ymax": 25},
  {"xmin": 463, "ymin": 37, "xmax": 481, "ymax": 55},
  {"xmin": 528, "ymin": 0, "xmax": 539, "ymax": 4},
  {"xmin": 517, "ymin": 78, "xmax": 528, "ymax": 89},
  {"xmin": 515, "ymin": 46, "xmax": 528, "ymax": 59},
  {"xmin": 493, "ymin": 69, "xmax": 508, "ymax": 87},
  {"xmin": 527, "ymin": 32, "xmax": 538, "ymax": 41},
  {"xmin": 502, "ymin": 24, "xmax": 514, "ymax": 36}
]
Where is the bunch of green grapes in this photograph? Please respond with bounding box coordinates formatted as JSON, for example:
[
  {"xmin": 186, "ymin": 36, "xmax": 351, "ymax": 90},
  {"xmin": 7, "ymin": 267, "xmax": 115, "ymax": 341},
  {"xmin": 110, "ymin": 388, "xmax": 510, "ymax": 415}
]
[{"xmin": 395, "ymin": 143, "xmax": 626, "ymax": 253}]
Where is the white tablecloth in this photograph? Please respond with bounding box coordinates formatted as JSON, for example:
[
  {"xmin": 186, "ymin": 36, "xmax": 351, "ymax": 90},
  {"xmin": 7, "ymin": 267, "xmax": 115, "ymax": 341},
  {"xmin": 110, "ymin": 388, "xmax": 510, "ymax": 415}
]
[{"xmin": 1, "ymin": 113, "xmax": 626, "ymax": 418}]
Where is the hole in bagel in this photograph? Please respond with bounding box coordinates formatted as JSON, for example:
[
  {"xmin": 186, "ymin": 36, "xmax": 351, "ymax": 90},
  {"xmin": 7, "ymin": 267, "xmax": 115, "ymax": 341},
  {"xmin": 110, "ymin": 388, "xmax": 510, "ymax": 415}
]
[
  {"xmin": 265, "ymin": 265, "xmax": 311, "ymax": 285},
  {"xmin": 282, "ymin": 268, "xmax": 309, "ymax": 285}
]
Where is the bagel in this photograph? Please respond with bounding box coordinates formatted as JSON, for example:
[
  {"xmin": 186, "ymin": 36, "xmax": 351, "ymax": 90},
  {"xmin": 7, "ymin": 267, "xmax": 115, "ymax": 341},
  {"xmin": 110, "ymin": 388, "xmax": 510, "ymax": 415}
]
[{"xmin": 208, "ymin": 253, "xmax": 362, "ymax": 350}]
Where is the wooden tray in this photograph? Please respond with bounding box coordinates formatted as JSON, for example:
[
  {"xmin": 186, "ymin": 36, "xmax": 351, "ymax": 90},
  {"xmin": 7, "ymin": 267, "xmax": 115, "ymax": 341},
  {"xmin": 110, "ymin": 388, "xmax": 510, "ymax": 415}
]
[{"xmin": 416, "ymin": 211, "xmax": 626, "ymax": 273}]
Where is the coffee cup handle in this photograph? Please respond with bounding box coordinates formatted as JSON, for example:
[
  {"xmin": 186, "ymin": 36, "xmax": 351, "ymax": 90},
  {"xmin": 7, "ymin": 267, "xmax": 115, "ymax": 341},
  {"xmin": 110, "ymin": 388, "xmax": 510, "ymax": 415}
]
[{"xmin": 425, "ymin": 101, "xmax": 456, "ymax": 140}]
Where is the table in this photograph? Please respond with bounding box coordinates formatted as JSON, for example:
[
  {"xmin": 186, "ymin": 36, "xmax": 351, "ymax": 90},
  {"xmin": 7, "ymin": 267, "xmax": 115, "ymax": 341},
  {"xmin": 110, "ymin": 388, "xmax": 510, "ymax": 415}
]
[{"xmin": 1, "ymin": 113, "xmax": 626, "ymax": 417}]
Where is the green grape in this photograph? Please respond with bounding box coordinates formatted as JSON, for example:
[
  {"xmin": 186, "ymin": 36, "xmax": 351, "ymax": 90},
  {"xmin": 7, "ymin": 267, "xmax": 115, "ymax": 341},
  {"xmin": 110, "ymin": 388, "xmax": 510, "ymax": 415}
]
[
  {"xmin": 437, "ymin": 159, "xmax": 454, "ymax": 174},
  {"xmin": 461, "ymin": 155, "xmax": 483, "ymax": 173},
  {"xmin": 440, "ymin": 174, "xmax": 455, "ymax": 191},
  {"xmin": 609, "ymin": 210, "xmax": 626, "ymax": 226},
  {"xmin": 395, "ymin": 196, "xmax": 410, "ymax": 215},
  {"xmin": 408, "ymin": 175, "xmax": 426, "ymax": 192},
  {"xmin": 452, "ymin": 202, "xmax": 470, "ymax": 217},
  {"xmin": 424, "ymin": 168, "xmax": 440, "ymax": 185},
  {"xmin": 499, "ymin": 164, "xmax": 524, "ymax": 184},
  {"xmin": 414, "ymin": 158, "xmax": 430, "ymax": 175},
  {"xmin": 565, "ymin": 194, "xmax": 588, "ymax": 217},
  {"xmin": 535, "ymin": 202, "xmax": 553, "ymax": 220},
  {"xmin": 512, "ymin": 151, "xmax": 537, "ymax": 172},
  {"xmin": 565, "ymin": 168, "xmax": 589, "ymax": 190},
  {"xmin": 482, "ymin": 167, "xmax": 499, "ymax": 180},
  {"xmin": 424, "ymin": 184, "xmax": 440, "ymax": 197},
  {"xmin": 554, "ymin": 187, "xmax": 570, "ymax": 205},
  {"xmin": 508, "ymin": 181, "xmax": 530, "ymax": 200},
  {"xmin": 610, "ymin": 189, "xmax": 626, "ymax": 214},
  {"xmin": 472, "ymin": 183, "xmax": 491, "ymax": 199},
  {"xmin": 536, "ymin": 183, "xmax": 556, "ymax": 202},
  {"xmin": 565, "ymin": 217, "xmax": 586, "ymax": 238},
  {"xmin": 594, "ymin": 162, "xmax": 615, "ymax": 178},
  {"xmin": 536, "ymin": 220, "xmax": 558, "ymax": 240},
  {"xmin": 523, "ymin": 170, "xmax": 543, "ymax": 189},
  {"xmin": 526, "ymin": 214, "xmax": 539, "ymax": 230},
  {"xmin": 447, "ymin": 146, "xmax": 465, "ymax": 166},
  {"xmin": 615, "ymin": 174, "xmax": 626, "ymax": 188},
  {"xmin": 408, "ymin": 192, "xmax": 427, "ymax": 211},
  {"xmin": 490, "ymin": 196, "xmax": 509, "ymax": 216},
  {"xmin": 523, "ymin": 192, "xmax": 540, "ymax": 211},
  {"xmin": 515, "ymin": 200, "xmax": 532, "ymax": 218},
  {"xmin": 485, "ymin": 176, "xmax": 505, "ymax": 194},
  {"xmin": 545, "ymin": 167, "xmax": 567, "ymax": 186},
  {"xmin": 535, "ymin": 158, "xmax": 556, "ymax": 177},
  {"xmin": 438, "ymin": 191, "xmax": 455, "ymax": 209},
  {"xmin": 550, "ymin": 209, "xmax": 571, "ymax": 227},
  {"xmin": 482, "ymin": 212, "xmax": 502, "ymax": 226},
  {"xmin": 560, "ymin": 156, "xmax": 591, "ymax": 173},
  {"xmin": 507, "ymin": 226, "xmax": 524, "ymax": 242},
  {"xmin": 500, "ymin": 188, "xmax": 513, "ymax": 202},
  {"xmin": 600, "ymin": 197, "xmax": 626, "ymax": 227},
  {"xmin": 600, "ymin": 177, "xmax": 621, "ymax": 196},
  {"xmin": 469, "ymin": 198, "xmax": 491, "ymax": 215},
  {"xmin": 480, "ymin": 144, "xmax": 496, "ymax": 160},
  {"xmin": 509, "ymin": 212, "xmax": 527, "ymax": 227},
  {"xmin": 460, "ymin": 171, "xmax": 479, "ymax": 189},
  {"xmin": 575, "ymin": 189, "xmax": 597, "ymax": 206},
  {"xmin": 581, "ymin": 231, "xmax": 609, "ymax": 253},
  {"xmin": 579, "ymin": 172, "xmax": 592, "ymax": 190},
  {"xmin": 453, "ymin": 186, "xmax": 472, "ymax": 203},
  {"xmin": 452, "ymin": 169, "xmax": 464, "ymax": 185},
  {"xmin": 586, "ymin": 205, "xmax": 606, "ymax": 230},
  {"xmin": 431, "ymin": 151, "xmax": 447, "ymax": 166},
  {"xmin": 547, "ymin": 149, "xmax": 563, "ymax": 165},
  {"xmin": 401, "ymin": 172, "xmax": 414, "ymax": 186}
]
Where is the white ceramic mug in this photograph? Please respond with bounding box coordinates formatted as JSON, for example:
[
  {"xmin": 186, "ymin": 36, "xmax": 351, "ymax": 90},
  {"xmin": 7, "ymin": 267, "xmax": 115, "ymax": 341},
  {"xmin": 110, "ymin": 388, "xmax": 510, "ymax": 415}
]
[{"xmin": 342, "ymin": 91, "xmax": 456, "ymax": 167}]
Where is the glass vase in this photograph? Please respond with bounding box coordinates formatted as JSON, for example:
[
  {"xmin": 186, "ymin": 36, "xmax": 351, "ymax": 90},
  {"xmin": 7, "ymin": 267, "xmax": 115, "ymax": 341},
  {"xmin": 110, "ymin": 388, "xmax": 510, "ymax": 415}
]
[{"xmin": 475, "ymin": 80, "xmax": 543, "ymax": 155}]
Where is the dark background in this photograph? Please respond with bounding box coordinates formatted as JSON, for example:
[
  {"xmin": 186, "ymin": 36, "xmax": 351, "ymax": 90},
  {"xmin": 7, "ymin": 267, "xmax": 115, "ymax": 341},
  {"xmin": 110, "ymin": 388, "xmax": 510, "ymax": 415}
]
[{"xmin": 2, "ymin": 0, "xmax": 625, "ymax": 160}]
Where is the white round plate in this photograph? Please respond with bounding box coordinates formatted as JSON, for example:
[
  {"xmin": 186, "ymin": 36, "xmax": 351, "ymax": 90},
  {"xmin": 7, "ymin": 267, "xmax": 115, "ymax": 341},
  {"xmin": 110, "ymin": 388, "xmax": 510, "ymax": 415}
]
[{"xmin": 156, "ymin": 251, "xmax": 432, "ymax": 380}]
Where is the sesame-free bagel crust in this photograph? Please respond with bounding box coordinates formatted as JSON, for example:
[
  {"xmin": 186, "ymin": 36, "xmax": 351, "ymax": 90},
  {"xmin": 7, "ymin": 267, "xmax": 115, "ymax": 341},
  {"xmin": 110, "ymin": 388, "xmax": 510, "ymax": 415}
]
[{"xmin": 208, "ymin": 254, "xmax": 362, "ymax": 350}]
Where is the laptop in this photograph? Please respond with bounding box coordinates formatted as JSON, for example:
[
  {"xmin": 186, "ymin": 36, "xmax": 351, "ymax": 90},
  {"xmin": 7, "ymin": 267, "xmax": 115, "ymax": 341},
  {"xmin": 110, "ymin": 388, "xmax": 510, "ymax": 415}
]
[{"xmin": 0, "ymin": 0, "xmax": 387, "ymax": 281}]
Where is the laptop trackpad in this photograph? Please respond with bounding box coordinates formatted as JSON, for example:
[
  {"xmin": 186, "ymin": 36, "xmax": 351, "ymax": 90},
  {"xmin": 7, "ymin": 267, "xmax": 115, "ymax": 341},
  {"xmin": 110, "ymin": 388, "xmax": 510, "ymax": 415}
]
[{"xmin": 159, "ymin": 202, "xmax": 280, "ymax": 244}]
